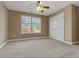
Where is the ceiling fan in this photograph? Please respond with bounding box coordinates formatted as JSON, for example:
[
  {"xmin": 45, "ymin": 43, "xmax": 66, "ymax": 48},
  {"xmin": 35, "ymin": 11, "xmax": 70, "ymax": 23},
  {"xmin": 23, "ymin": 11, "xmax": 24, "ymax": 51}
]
[{"xmin": 36, "ymin": 1, "xmax": 50, "ymax": 12}]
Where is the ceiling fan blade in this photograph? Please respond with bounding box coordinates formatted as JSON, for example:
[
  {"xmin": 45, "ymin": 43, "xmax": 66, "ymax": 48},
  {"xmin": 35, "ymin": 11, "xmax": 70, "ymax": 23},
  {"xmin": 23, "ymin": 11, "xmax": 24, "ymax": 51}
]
[
  {"xmin": 43, "ymin": 6, "xmax": 50, "ymax": 9},
  {"xmin": 38, "ymin": 1, "xmax": 40, "ymax": 4},
  {"xmin": 41, "ymin": 10, "xmax": 44, "ymax": 12}
]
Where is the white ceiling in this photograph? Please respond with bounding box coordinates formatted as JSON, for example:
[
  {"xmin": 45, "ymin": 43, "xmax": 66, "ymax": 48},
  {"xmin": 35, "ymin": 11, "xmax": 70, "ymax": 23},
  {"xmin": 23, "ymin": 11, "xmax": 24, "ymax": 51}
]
[{"xmin": 4, "ymin": 1, "xmax": 79, "ymax": 16}]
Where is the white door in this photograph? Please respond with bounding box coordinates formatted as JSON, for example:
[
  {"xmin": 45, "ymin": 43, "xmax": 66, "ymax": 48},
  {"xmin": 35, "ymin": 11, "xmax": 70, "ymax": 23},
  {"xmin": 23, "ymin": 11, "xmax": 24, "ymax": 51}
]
[{"xmin": 49, "ymin": 13, "xmax": 64, "ymax": 41}]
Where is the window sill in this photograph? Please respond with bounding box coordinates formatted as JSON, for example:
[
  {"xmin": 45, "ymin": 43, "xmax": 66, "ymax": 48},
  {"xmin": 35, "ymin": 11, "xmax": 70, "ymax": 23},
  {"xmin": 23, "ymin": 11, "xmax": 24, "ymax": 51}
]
[{"xmin": 21, "ymin": 32, "xmax": 41, "ymax": 34}]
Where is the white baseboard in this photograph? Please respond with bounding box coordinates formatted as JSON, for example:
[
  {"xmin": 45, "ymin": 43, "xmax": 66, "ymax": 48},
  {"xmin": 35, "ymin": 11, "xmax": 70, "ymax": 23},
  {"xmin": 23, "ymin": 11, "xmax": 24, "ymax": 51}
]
[
  {"xmin": 0, "ymin": 37, "xmax": 78, "ymax": 48},
  {"xmin": 8, "ymin": 36, "xmax": 49, "ymax": 41},
  {"xmin": 0, "ymin": 36, "xmax": 48, "ymax": 48},
  {"xmin": 49, "ymin": 37, "xmax": 73, "ymax": 45},
  {"xmin": 64, "ymin": 41, "xmax": 79, "ymax": 45},
  {"xmin": 63, "ymin": 41, "xmax": 73, "ymax": 45},
  {"xmin": 0, "ymin": 41, "xmax": 8, "ymax": 48},
  {"xmin": 72, "ymin": 42, "xmax": 79, "ymax": 44}
]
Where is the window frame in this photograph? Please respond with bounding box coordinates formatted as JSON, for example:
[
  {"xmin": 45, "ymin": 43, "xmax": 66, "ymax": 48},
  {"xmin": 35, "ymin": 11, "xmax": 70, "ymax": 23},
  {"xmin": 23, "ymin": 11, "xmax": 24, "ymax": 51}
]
[{"xmin": 21, "ymin": 15, "xmax": 41, "ymax": 34}]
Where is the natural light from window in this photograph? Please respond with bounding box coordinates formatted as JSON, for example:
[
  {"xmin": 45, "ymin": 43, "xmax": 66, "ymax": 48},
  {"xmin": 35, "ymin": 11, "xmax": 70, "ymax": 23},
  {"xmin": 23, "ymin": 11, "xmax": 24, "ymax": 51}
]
[{"xmin": 21, "ymin": 16, "xmax": 41, "ymax": 34}]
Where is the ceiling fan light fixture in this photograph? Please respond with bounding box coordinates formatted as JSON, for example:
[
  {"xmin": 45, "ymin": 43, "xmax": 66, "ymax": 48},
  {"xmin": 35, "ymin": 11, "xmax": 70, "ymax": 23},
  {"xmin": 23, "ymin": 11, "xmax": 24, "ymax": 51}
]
[
  {"xmin": 36, "ymin": 5, "xmax": 44, "ymax": 11},
  {"xmin": 39, "ymin": 1, "xmax": 42, "ymax": 5},
  {"xmin": 36, "ymin": 6, "xmax": 40, "ymax": 11},
  {"xmin": 36, "ymin": 1, "xmax": 50, "ymax": 12}
]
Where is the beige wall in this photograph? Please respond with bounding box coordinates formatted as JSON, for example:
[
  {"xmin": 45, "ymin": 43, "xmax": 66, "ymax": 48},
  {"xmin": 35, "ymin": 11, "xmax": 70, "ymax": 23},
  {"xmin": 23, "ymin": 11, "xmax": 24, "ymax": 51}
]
[
  {"xmin": 8, "ymin": 10, "xmax": 49, "ymax": 39},
  {"xmin": 8, "ymin": 4, "xmax": 79, "ymax": 43},
  {"xmin": 64, "ymin": 5, "xmax": 72, "ymax": 43},
  {"xmin": 72, "ymin": 5, "xmax": 78, "ymax": 42},
  {"xmin": 77, "ymin": 6, "xmax": 79, "ymax": 42},
  {"xmin": 0, "ymin": 2, "xmax": 78, "ymax": 44},
  {"xmin": 49, "ymin": 4, "xmax": 78, "ymax": 44},
  {"xmin": 65, "ymin": 5, "xmax": 79, "ymax": 43},
  {"xmin": 0, "ymin": 2, "xmax": 8, "ymax": 44}
]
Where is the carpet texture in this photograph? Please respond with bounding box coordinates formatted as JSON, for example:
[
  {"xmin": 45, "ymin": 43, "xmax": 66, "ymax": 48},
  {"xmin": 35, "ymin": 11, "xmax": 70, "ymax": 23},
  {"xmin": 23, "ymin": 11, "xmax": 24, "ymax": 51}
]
[{"xmin": 0, "ymin": 38, "xmax": 79, "ymax": 58}]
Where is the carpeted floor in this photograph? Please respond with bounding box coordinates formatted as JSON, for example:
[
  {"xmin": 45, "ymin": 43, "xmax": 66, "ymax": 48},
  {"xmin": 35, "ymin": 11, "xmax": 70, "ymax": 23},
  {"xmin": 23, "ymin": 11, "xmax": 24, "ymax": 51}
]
[{"xmin": 0, "ymin": 38, "xmax": 79, "ymax": 58}]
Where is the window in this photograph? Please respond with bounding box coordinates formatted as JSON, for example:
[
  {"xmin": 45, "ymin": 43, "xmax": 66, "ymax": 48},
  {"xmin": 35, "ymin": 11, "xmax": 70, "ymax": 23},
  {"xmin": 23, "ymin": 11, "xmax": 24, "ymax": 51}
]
[{"xmin": 21, "ymin": 16, "xmax": 41, "ymax": 34}]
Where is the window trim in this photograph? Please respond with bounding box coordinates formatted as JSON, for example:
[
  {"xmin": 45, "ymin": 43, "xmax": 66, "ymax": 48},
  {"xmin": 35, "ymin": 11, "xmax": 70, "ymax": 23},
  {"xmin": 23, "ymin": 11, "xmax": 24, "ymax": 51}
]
[{"xmin": 21, "ymin": 16, "xmax": 42, "ymax": 34}]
